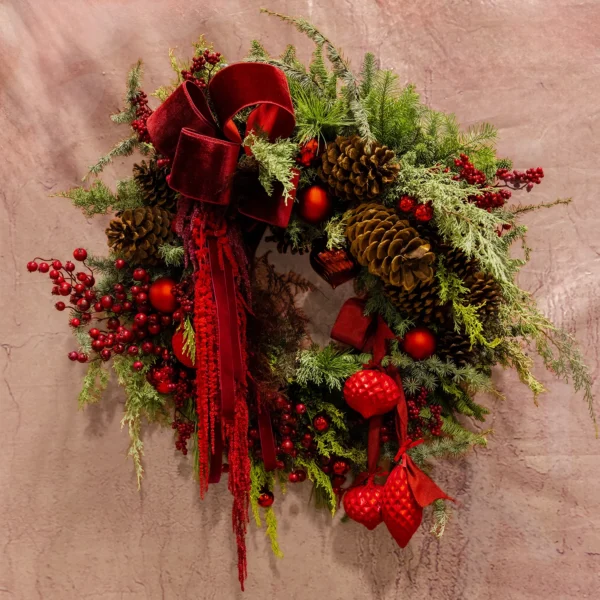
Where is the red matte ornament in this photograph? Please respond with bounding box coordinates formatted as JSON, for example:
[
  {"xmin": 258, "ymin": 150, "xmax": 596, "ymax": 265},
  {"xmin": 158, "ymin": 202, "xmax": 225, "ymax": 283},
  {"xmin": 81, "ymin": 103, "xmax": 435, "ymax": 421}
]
[
  {"xmin": 343, "ymin": 369, "xmax": 402, "ymax": 418},
  {"xmin": 297, "ymin": 185, "xmax": 333, "ymax": 225},
  {"xmin": 149, "ymin": 277, "xmax": 178, "ymax": 313},
  {"xmin": 402, "ymin": 327, "xmax": 436, "ymax": 361},
  {"xmin": 343, "ymin": 475, "xmax": 385, "ymax": 530},
  {"xmin": 172, "ymin": 328, "xmax": 195, "ymax": 368},
  {"xmin": 382, "ymin": 463, "xmax": 423, "ymax": 547}
]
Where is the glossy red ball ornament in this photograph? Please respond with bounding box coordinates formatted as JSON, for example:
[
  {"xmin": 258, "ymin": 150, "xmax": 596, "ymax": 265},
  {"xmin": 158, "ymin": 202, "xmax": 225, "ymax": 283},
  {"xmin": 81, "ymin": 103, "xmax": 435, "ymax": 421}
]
[
  {"xmin": 258, "ymin": 491, "xmax": 274, "ymax": 508},
  {"xmin": 149, "ymin": 277, "xmax": 178, "ymax": 313},
  {"xmin": 343, "ymin": 369, "xmax": 401, "ymax": 419},
  {"xmin": 172, "ymin": 329, "xmax": 195, "ymax": 368},
  {"xmin": 343, "ymin": 476, "xmax": 385, "ymax": 530},
  {"xmin": 297, "ymin": 185, "xmax": 332, "ymax": 225},
  {"xmin": 402, "ymin": 327, "xmax": 436, "ymax": 361},
  {"xmin": 382, "ymin": 464, "xmax": 422, "ymax": 547}
]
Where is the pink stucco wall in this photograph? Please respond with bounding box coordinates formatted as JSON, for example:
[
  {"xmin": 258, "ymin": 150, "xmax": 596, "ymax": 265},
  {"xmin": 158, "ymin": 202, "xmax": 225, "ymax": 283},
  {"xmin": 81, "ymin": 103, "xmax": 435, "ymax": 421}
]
[{"xmin": 1, "ymin": 1, "xmax": 599, "ymax": 598}]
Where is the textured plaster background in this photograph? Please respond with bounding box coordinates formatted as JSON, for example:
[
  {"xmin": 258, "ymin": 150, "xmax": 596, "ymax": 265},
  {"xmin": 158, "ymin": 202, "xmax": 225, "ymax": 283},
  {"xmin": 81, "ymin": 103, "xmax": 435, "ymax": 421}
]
[{"xmin": 1, "ymin": 1, "xmax": 600, "ymax": 598}]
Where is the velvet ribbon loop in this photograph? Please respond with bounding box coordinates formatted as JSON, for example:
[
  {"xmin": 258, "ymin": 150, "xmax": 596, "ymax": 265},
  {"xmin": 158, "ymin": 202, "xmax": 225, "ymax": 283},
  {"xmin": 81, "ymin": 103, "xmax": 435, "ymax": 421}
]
[{"xmin": 146, "ymin": 62, "xmax": 298, "ymax": 228}]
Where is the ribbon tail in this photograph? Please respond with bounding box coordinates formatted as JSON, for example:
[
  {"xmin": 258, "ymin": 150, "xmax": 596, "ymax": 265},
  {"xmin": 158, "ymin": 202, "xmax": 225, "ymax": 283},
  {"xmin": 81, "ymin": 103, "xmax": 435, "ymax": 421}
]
[
  {"xmin": 208, "ymin": 421, "xmax": 224, "ymax": 484},
  {"xmin": 405, "ymin": 455, "xmax": 455, "ymax": 507}
]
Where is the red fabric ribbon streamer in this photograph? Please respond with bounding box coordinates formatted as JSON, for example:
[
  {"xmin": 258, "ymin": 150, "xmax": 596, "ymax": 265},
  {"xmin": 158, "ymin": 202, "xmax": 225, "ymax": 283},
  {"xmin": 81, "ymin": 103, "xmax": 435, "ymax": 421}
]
[{"xmin": 146, "ymin": 63, "xmax": 299, "ymax": 590}]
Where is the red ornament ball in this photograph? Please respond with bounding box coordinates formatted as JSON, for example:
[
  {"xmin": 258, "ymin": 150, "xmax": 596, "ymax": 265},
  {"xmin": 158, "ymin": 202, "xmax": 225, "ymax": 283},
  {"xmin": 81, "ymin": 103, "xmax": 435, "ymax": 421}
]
[
  {"xmin": 343, "ymin": 369, "xmax": 402, "ymax": 419},
  {"xmin": 297, "ymin": 185, "xmax": 332, "ymax": 225},
  {"xmin": 258, "ymin": 491, "xmax": 274, "ymax": 508},
  {"xmin": 402, "ymin": 327, "xmax": 436, "ymax": 361},
  {"xmin": 149, "ymin": 277, "xmax": 178, "ymax": 313},
  {"xmin": 172, "ymin": 329, "xmax": 196, "ymax": 368},
  {"xmin": 343, "ymin": 476, "xmax": 385, "ymax": 531}
]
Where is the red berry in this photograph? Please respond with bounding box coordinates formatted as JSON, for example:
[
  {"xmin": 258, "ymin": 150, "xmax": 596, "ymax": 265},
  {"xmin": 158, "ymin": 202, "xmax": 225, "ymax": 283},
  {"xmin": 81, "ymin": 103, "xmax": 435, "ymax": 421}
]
[
  {"xmin": 141, "ymin": 341, "xmax": 154, "ymax": 354},
  {"xmin": 26, "ymin": 261, "xmax": 38, "ymax": 272},
  {"xmin": 114, "ymin": 259, "xmax": 127, "ymax": 270},
  {"xmin": 107, "ymin": 317, "xmax": 120, "ymax": 330},
  {"xmin": 69, "ymin": 317, "xmax": 81, "ymax": 328},
  {"xmin": 55, "ymin": 301, "xmax": 66, "ymax": 311},
  {"xmin": 257, "ymin": 491, "xmax": 274, "ymax": 508},
  {"xmin": 113, "ymin": 343, "xmax": 125, "ymax": 355},
  {"xmin": 73, "ymin": 248, "xmax": 87, "ymax": 261},
  {"xmin": 288, "ymin": 472, "xmax": 299, "ymax": 483},
  {"xmin": 398, "ymin": 195, "xmax": 416, "ymax": 213},
  {"xmin": 136, "ymin": 292, "xmax": 148, "ymax": 303},
  {"xmin": 127, "ymin": 345, "xmax": 139, "ymax": 356},
  {"xmin": 94, "ymin": 302, "xmax": 103, "ymax": 312},
  {"xmin": 100, "ymin": 295, "xmax": 114, "ymax": 310},
  {"xmin": 295, "ymin": 403, "xmax": 307, "ymax": 415},
  {"xmin": 38, "ymin": 262, "xmax": 49, "ymax": 273},
  {"xmin": 313, "ymin": 415, "xmax": 330, "ymax": 432},
  {"xmin": 76, "ymin": 353, "xmax": 88, "ymax": 363},
  {"xmin": 100, "ymin": 349, "xmax": 111, "ymax": 361},
  {"xmin": 147, "ymin": 324, "xmax": 161, "ymax": 335},
  {"xmin": 52, "ymin": 260, "xmax": 62, "ymax": 270},
  {"xmin": 64, "ymin": 261, "xmax": 75, "ymax": 272},
  {"xmin": 132, "ymin": 361, "xmax": 144, "ymax": 372},
  {"xmin": 68, "ymin": 351, "xmax": 79, "ymax": 361},
  {"xmin": 414, "ymin": 203, "xmax": 434, "ymax": 222},
  {"xmin": 281, "ymin": 438, "xmax": 295, "ymax": 454},
  {"xmin": 77, "ymin": 298, "xmax": 90, "ymax": 311},
  {"xmin": 132, "ymin": 268, "xmax": 147, "ymax": 281},
  {"xmin": 134, "ymin": 313, "xmax": 147, "ymax": 326},
  {"xmin": 295, "ymin": 470, "xmax": 307, "ymax": 482}
]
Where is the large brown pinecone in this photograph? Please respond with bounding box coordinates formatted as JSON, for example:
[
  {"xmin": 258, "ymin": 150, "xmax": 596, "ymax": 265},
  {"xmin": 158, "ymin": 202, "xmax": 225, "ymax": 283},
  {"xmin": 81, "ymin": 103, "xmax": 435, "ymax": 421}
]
[
  {"xmin": 346, "ymin": 203, "xmax": 435, "ymax": 291},
  {"xmin": 106, "ymin": 206, "xmax": 173, "ymax": 266},
  {"xmin": 133, "ymin": 160, "xmax": 178, "ymax": 211},
  {"xmin": 319, "ymin": 135, "xmax": 399, "ymax": 202},
  {"xmin": 384, "ymin": 280, "xmax": 448, "ymax": 324}
]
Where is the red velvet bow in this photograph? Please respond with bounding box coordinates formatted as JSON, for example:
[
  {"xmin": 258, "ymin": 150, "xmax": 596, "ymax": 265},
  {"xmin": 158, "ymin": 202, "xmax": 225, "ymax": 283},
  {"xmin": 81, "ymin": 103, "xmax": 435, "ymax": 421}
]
[{"xmin": 146, "ymin": 62, "xmax": 299, "ymax": 227}]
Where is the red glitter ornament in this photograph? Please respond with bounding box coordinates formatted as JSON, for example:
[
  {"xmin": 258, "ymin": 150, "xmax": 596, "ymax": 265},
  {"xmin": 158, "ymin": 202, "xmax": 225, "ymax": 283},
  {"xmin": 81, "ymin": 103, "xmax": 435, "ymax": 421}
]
[
  {"xmin": 297, "ymin": 138, "xmax": 320, "ymax": 167},
  {"xmin": 297, "ymin": 185, "xmax": 333, "ymax": 225},
  {"xmin": 398, "ymin": 195, "xmax": 416, "ymax": 213},
  {"xmin": 402, "ymin": 327, "xmax": 436, "ymax": 361},
  {"xmin": 343, "ymin": 475, "xmax": 385, "ymax": 530},
  {"xmin": 414, "ymin": 203, "xmax": 433, "ymax": 222},
  {"xmin": 343, "ymin": 369, "xmax": 401, "ymax": 419},
  {"xmin": 313, "ymin": 415, "xmax": 330, "ymax": 432},
  {"xmin": 381, "ymin": 464, "xmax": 422, "ymax": 547},
  {"xmin": 149, "ymin": 277, "xmax": 178, "ymax": 313}
]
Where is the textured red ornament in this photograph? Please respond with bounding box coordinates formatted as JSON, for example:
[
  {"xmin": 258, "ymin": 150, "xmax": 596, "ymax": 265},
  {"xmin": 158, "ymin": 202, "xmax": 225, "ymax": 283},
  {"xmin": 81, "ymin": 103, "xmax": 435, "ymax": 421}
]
[
  {"xmin": 402, "ymin": 327, "xmax": 436, "ymax": 360},
  {"xmin": 297, "ymin": 138, "xmax": 320, "ymax": 167},
  {"xmin": 297, "ymin": 185, "xmax": 333, "ymax": 225},
  {"xmin": 149, "ymin": 277, "xmax": 178, "ymax": 313},
  {"xmin": 343, "ymin": 475, "xmax": 385, "ymax": 530},
  {"xmin": 343, "ymin": 369, "xmax": 402, "ymax": 418},
  {"xmin": 172, "ymin": 328, "xmax": 196, "ymax": 368},
  {"xmin": 309, "ymin": 240, "xmax": 359, "ymax": 289},
  {"xmin": 381, "ymin": 463, "xmax": 422, "ymax": 547}
]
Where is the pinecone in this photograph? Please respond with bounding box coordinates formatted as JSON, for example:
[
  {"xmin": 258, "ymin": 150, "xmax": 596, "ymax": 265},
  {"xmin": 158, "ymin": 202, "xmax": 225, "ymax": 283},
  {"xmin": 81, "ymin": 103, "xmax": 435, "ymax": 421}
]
[
  {"xmin": 384, "ymin": 280, "xmax": 448, "ymax": 324},
  {"xmin": 133, "ymin": 160, "xmax": 178, "ymax": 211},
  {"xmin": 436, "ymin": 329, "xmax": 475, "ymax": 366},
  {"xmin": 464, "ymin": 271, "xmax": 502, "ymax": 319},
  {"xmin": 346, "ymin": 203, "xmax": 435, "ymax": 292},
  {"xmin": 318, "ymin": 135, "xmax": 399, "ymax": 202},
  {"xmin": 106, "ymin": 206, "xmax": 174, "ymax": 266}
]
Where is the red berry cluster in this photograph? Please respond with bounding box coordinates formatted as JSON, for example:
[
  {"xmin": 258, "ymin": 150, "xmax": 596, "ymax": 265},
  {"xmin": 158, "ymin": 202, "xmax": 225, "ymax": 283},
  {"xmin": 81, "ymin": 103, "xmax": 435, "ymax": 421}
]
[
  {"xmin": 453, "ymin": 153, "xmax": 487, "ymax": 185},
  {"xmin": 171, "ymin": 277, "xmax": 194, "ymax": 319},
  {"xmin": 172, "ymin": 370, "xmax": 194, "ymax": 409},
  {"xmin": 130, "ymin": 91, "xmax": 152, "ymax": 143},
  {"xmin": 406, "ymin": 387, "xmax": 443, "ymax": 437},
  {"xmin": 496, "ymin": 166, "xmax": 544, "ymax": 192},
  {"xmin": 180, "ymin": 49, "xmax": 222, "ymax": 89},
  {"xmin": 27, "ymin": 251, "xmax": 181, "ymax": 369},
  {"xmin": 172, "ymin": 418, "xmax": 195, "ymax": 455},
  {"xmin": 319, "ymin": 456, "xmax": 350, "ymax": 496},
  {"xmin": 397, "ymin": 196, "xmax": 434, "ymax": 222},
  {"xmin": 297, "ymin": 139, "xmax": 320, "ymax": 167},
  {"xmin": 471, "ymin": 187, "xmax": 512, "ymax": 211}
]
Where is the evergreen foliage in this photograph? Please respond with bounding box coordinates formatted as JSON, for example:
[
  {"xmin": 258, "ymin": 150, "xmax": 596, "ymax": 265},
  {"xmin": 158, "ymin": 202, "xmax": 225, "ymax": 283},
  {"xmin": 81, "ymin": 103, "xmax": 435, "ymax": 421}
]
[
  {"xmin": 78, "ymin": 361, "xmax": 109, "ymax": 407},
  {"xmin": 296, "ymin": 344, "xmax": 368, "ymax": 390},
  {"xmin": 158, "ymin": 243, "xmax": 185, "ymax": 267}
]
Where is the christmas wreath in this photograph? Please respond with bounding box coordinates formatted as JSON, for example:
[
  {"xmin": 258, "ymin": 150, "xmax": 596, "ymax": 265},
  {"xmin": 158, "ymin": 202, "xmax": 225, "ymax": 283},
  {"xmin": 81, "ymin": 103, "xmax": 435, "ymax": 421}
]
[{"xmin": 27, "ymin": 10, "xmax": 596, "ymax": 589}]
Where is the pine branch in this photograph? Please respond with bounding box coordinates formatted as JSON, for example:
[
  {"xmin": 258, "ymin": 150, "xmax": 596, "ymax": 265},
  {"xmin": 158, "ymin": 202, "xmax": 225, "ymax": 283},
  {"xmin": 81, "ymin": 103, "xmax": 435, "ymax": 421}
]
[
  {"xmin": 158, "ymin": 243, "xmax": 185, "ymax": 266},
  {"xmin": 110, "ymin": 60, "xmax": 144, "ymax": 125},
  {"xmin": 359, "ymin": 52, "xmax": 377, "ymax": 97},
  {"xmin": 262, "ymin": 9, "xmax": 372, "ymax": 140},
  {"xmin": 57, "ymin": 180, "xmax": 116, "ymax": 217},
  {"xmin": 511, "ymin": 198, "xmax": 572, "ymax": 216},
  {"xmin": 296, "ymin": 344, "xmax": 366, "ymax": 390},
  {"xmin": 86, "ymin": 135, "xmax": 141, "ymax": 179},
  {"xmin": 78, "ymin": 361, "xmax": 109, "ymax": 407},
  {"xmin": 430, "ymin": 499, "xmax": 451, "ymax": 538}
]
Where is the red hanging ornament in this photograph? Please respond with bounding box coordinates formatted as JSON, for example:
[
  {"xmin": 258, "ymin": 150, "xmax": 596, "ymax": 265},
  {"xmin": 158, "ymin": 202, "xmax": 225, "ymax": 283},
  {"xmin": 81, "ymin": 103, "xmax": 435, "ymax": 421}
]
[
  {"xmin": 343, "ymin": 474, "xmax": 385, "ymax": 531},
  {"xmin": 172, "ymin": 328, "xmax": 196, "ymax": 368},
  {"xmin": 343, "ymin": 369, "xmax": 402, "ymax": 419},
  {"xmin": 149, "ymin": 277, "xmax": 178, "ymax": 313},
  {"xmin": 402, "ymin": 327, "xmax": 436, "ymax": 361},
  {"xmin": 257, "ymin": 491, "xmax": 274, "ymax": 508},
  {"xmin": 381, "ymin": 463, "xmax": 422, "ymax": 547},
  {"xmin": 297, "ymin": 185, "xmax": 333, "ymax": 225}
]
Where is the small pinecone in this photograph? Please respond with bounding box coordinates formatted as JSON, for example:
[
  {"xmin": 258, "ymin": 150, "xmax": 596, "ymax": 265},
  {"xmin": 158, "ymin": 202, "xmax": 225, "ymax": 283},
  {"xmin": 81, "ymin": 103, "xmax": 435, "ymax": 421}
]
[
  {"xmin": 106, "ymin": 206, "xmax": 173, "ymax": 266},
  {"xmin": 133, "ymin": 160, "xmax": 178, "ymax": 211},
  {"xmin": 436, "ymin": 329, "xmax": 475, "ymax": 366},
  {"xmin": 346, "ymin": 203, "xmax": 435, "ymax": 292},
  {"xmin": 384, "ymin": 280, "xmax": 448, "ymax": 324},
  {"xmin": 464, "ymin": 271, "xmax": 502, "ymax": 319},
  {"xmin": 318, "ymin": 135, "xmax": 399, "ymax": 202}
]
